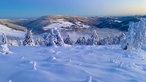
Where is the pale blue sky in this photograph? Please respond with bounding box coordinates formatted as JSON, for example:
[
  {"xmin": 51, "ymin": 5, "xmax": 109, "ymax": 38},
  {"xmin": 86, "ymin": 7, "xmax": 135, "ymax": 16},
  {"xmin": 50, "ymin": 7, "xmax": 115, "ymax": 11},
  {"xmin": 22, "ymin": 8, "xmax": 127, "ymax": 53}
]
[{"xmin": 0, "ymin": 0, "xmax": 146, "ymax": 18}]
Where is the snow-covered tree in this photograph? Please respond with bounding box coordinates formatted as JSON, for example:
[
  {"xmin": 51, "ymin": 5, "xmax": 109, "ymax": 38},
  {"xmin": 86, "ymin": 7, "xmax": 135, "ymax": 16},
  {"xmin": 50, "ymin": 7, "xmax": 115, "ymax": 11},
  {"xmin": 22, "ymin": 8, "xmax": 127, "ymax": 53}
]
[
  {"xmin": 35, "ymin": 37, "xmax": 43, "ymax": 46},
  {"xmin": 64, "ymin": 35, "xmax": 73, "ymax": 45},
  {"xmin": 43, "ymin": 29, "xmax": 57, "ymax": 47},
  {"xmin": 76, "ymin": 37, "xmax": 81, "ymax": 44},
  {"xmin": 87, "ymin": 38, "xmax": 92, "ymax": 45},
  {"xmin": 23, "ymin": 30, "xmax": 35, "ymax": 46},
  {"xmin": 91, "ymin": 30, "xmax": 99, "ymax": 45},
  {"xmin": 43, "ymin": 33, "xmax": 50, "ymax": 46},
  {"xmin": 0, "ymin": 44, "xmax": 11, "ymax": 54},
  {"xmin": 55, "ymin": 30, "xmax": 65, "ymax": 46},
  {"xmin": 119, "ymin": 33, "xmax": 126, "ymax": 44},
  {"xmin": 19, "ymin": 40, "xmax": 23, "ymax": 46},
  {"xmin": 0, "ymin": 33, "xmax": 11, "ymax": 54},
  {"xmin": 75, "ymin": 37, "xmax": 84, "ymax": 45},
  {"xmin": 1, "ymin": 33, "xmax": 8, "ymax": 44},
  {"xmin": 81, "ymin": 37, "xmax": 86, "ymax": 45},
  {"xmin": 121, "ymin": 19, "xmax": 146, "ymax": 50},
  {"xmin": 75, "ymin": 37, "xmax": 87, "ymax": 45}
]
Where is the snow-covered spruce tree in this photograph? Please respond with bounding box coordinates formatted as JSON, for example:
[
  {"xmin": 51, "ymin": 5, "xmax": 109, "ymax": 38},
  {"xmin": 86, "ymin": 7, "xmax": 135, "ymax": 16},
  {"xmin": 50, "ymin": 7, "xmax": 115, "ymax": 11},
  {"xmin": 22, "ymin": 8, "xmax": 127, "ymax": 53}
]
[
  {"xmin": 81, "ymin": 37, "xmax": 87, "ymax": 45},
  {"xmin": 55, "ymin": 30, "xmax": 65, "ymax": 46},
  {"xmin": 91, "ymin": 30, "xmax": 99, "ymax": 45},
  {"xmin": 2, "ymin": 33, "xmax": 8, "ymax": 44},
  {"xmin": 0, "ymin": 44, "xmax": 10, "ymax": 54},
  {"xmin": 64, "ymin": 35, "xmax": 73, "ymax": 45},
  {"xmin": 43, "ymin": 33, "xmax": 50, "ymax": 46},
  {"xmin": 19, "ymin": 40, "xmax": 23, "ymax": 46},
  {"xmin": 35, "ymin": 39, "xmax": 40, "ymax": 46},
  {"xmin": 43, "ymin": 29, "xmax": 57, "ymax": 46},
  {"xmin": 35, "ymin": 37, "xmax": 43, "ymax": 46},
  {"xmin": 87, "ymin": 38, "xmax": 92, "ymax": 45},
  {"xmin": 0, "ymin": 33, "xmax": 11, "ymax": 54},
  {"xmin": 23, "ymin": 30, "xmax": 35, "ymax": 46},
  {"xmin": 121, "ymin": 19, "xmax": 146, "ymax": 50},
  {"xmin": 75, "ymin": 37, "xmax": 82, "ymax": 45}
]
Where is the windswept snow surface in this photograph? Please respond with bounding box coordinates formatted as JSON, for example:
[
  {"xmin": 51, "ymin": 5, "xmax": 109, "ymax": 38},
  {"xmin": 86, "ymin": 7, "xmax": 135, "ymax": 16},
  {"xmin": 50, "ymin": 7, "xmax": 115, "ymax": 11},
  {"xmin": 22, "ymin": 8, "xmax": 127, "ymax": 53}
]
[
  {"xmin": 1, "ymin": 45, "xmax": 146, "ymax": 82},
  {"xmin": 0, "ymin": 24, "xmax": 25, "ymax": 38}
]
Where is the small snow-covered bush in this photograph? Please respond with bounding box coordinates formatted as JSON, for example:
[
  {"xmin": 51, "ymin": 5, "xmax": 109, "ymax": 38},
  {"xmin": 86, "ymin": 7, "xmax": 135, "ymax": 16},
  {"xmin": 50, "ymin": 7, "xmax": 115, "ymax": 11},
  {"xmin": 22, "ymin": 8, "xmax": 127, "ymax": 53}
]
[
  {"xmin": 64, "ymin": 35, "xmax": 73, "ymax": 45},
  {"xmin": 0, "ymin": 44, "xmax": 11, "ymax": 54},
  {"xmin": 75, "ymin": 37, "xmax": 87, "ymax": 45},
  {"xmin": 8, "ymin": 40, "xmax": 18, "ymax": 46},
  {"xmin": 35, "ymin": 37, "xmax": 44, "ymax": 46}
]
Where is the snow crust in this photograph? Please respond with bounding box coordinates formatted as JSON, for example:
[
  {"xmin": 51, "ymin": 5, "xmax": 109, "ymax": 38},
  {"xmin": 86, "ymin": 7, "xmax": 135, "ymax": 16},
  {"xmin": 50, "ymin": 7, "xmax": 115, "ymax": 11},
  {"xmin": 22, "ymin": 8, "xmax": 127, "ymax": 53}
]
[{"xmin": 0, "ymin": 45, "xmax": 146, "ymax": 82}]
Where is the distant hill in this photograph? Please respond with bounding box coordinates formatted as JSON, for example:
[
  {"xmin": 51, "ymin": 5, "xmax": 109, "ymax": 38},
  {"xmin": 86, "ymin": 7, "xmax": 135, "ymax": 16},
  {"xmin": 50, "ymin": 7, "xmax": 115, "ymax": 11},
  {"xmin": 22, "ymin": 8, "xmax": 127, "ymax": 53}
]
[
  {"xmin": 12, "ymin": 15, "xmax": 146, "ymax": 33},
  {"xmin": 13, "ymin": 15, "xmax": 99, "ymax": 33},
  {"xmin": 1, "ymin": 15, "xmax": 145, "ymax": 39}
]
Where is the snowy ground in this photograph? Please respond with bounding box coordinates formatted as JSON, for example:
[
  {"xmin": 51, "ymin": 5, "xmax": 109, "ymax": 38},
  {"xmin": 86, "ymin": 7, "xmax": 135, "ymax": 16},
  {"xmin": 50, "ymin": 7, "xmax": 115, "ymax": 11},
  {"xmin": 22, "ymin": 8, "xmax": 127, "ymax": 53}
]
[{"xmin": 0, "ymin": 45, "xmax": 146, "ymax": 82}]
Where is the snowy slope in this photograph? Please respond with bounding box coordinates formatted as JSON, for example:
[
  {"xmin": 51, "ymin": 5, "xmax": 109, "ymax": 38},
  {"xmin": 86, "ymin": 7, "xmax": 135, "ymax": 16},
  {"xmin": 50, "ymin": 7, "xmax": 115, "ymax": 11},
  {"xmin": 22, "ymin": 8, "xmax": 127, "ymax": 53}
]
[
  {"xmin": 0, "ymin": 24, "xmax": 25, "ymax": 38},
  {"xmin": 43, "ymin": 19, "xmax": 90, "ymax": 30},
  {"xmin": 43, "ymin": 19, "xmax": 73, "ymax": 30},
  {"xmin": 0, "ymin": 45, "xmax": 146, "ymax": 82}
]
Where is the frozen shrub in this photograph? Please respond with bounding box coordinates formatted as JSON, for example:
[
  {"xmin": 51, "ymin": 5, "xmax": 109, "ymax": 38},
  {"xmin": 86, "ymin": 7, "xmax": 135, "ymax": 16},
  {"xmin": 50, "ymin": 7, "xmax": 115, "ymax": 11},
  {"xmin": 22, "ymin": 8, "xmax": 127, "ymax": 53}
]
[
  {"xmin": 0, "ymin": 44, "xmax": 11, "ymax": 54},
  {"xmin": 64, "ymin": 35, "xmax": 73, "ymax": 45},
  {"xmin": 35, "ymin": 37, "xmax": 43, "ymax": 46}
]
